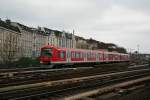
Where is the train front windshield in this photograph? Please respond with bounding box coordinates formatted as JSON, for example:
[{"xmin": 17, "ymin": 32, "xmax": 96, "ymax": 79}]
[{"xmin": 41, "ymin": 48, "xmax": 52, "ymax": 57}]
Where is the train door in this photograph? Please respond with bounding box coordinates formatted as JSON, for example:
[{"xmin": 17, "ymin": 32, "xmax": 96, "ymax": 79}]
[
  {"xmin": 84, "ymin": 51, "xmax": 87, "ymax": 63},
  {"xmin": 66, "ymin": 49, "xmax": 71, "ymax": 64},
  {"xmin": 104, "ymin": 52, "xmax": 109, "ymax": 62},
  {"xmin": 60, "ymin": 50, "xmax": 66, "ymax": 62},
  {"xmin": 96, "ymin": 52, "xmax": 99, "ymax": 62}
]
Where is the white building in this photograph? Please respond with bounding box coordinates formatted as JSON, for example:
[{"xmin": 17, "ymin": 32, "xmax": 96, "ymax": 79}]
[
  {"xmin": 0, "ymin": 20, "xmax": 21, "ymax": 63},
  {"xmin": 0, "ymin": 19, "xmax": 77, "ymax": 61},
  {"xmin": 76, "ymin": 36, "xmax": 88, "ymax": 49},
  {"xmin": 32, "ymin": 28, "xmax": 47, "ymax": 57},
  {"xmin": 43, "ymin": 28, "xmax": 76, "ymax": 49},
  {"xmin": 12, "ymin": 23, "xmax": 34, "ymax": 57}
]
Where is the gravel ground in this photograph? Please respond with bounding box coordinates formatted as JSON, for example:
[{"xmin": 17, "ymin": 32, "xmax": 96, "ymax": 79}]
[
  {"xmin": 98, "ymin": 83, "xmax": 150, "ymax": 100},
  {"xmin": 120, "ymin": 84, "xmax": 150, "ymax": 100}
]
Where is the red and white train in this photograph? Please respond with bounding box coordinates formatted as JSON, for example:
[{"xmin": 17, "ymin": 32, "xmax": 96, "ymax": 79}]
[{"xmin": 40, "ymin": 45, "xmax": 129, "ymax": 66}]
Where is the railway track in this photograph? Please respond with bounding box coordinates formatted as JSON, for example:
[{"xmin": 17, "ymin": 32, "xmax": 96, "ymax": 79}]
[
  {"xmin": 0, "ymin": 66, "xmax": 150, "ymax": 100},
  {"xmin": 0, "ymin": 64, "xmax": 148, "ymax": 88},
  {"xmin": 0, "ymin": 63, "xmax": 131, "ymax": 73},
  {"xmin": 64, "ymin": 76, "xmax": 150, "ymax": 100},
  {"xmin": 0, "ymin": 63, "xmax": 145, "ymax": 78}
]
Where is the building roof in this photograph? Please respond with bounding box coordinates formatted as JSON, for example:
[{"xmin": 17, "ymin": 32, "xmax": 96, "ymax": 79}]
[
  {"xmin": 75, "ymin": 36, "xmax": 86, "ymax": 41},
  {"xmin": 17, "ymin": 23, "xmax": 33, "ymax": 33},
  {"xmin": 0, "ymin": 20, "xmax": 20, "ymax": 33}
]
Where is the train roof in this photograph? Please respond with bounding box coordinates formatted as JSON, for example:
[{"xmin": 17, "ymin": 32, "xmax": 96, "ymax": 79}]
[{"xmin": 41, "ymin": 45, "xmax": 128, "ymax": 55}]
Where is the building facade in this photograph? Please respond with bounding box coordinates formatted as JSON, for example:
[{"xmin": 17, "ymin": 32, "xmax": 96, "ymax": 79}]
[
  {"xmin": 0, "ymin": 20, "xmax": 21, "ymax": 63},
  {"xmin": 11, "ymin": 23, "xmax": 76, "ymax": 58},
  {"xmin": 0, "ymin": 19, "xmax": 77, "ymax": 63},
  {"xmin": 76, "ymin": 36, "xmax": 89, "ymax": 49},
  {"xmin": 12, "ymin": 22, "xmax": 34, "ymax": 57},
  {"xmin": 32, "ymin": 28, "xmax": 47, "ymax": 57},
  {"xmin": 43, "ymin": 28, "xmax": 76, "ymax": 49}
]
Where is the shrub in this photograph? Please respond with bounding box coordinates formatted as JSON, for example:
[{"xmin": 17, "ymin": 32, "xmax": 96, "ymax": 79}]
[{"xmin": 15, "ymin": 57, "xmax": 40, "ymax": 67}]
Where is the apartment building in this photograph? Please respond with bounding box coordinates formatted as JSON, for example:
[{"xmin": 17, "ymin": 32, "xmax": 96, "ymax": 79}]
[
  {"xmin": 0, "ymin": 19, "xmax": 77, "ymax": 62},
  {"xmin": 0, "ymin": 20, "xmax": 21, "ymax": 62},
  {"xmin": 32, "ymin": 27, "xmax": 47, "ymax": 57},
  {"xmin": 12, "ymin": 23, "xmax": 76, "ymax": 57},
  {"xmin": 11, "ymin": 22, "xmax": 34, "ymax": 57},
  {"xmin": 43, "ymin": 27, "xmax": 76, "ymax": 48},
  {"xmin": 76, "ymin": 36, "xmax": 89, "ymax": 49}
]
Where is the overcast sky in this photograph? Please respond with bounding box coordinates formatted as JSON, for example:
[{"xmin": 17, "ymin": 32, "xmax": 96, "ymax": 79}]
[{"xmin": 0, "ymin": 0, "xmax": 150, "ymax": 53}]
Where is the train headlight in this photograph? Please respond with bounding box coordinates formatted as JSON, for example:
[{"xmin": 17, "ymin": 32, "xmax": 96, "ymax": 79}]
[{"xmin": 40, "ymin": 61, "xmax": 43, "ymax": 64}]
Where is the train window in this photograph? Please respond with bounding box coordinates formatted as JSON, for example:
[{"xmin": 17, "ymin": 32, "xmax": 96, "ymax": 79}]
[
  {"xmin": 98, "ymin": 53, "xmax": 100, "ymax": 58},
  {"xmin": 79, "ymin": 52, "xmax": 81, "ymax": 58},
  {"xmin": 71, "ymin": 52, "xmax": 74, "ymax": 58},
  {"xmin": 91, "ymin": 53, "xmax": 95, "ymax": 58},
  {"xmin": 90, "ymin": 52, "xmax": 92, "ymax": 58},
  {"xmin": 71, "ymin": 52, "xmax": 75, "ymax": 58},
  {"xmin": 74, "ymin": 52, "xmax": 77, "ymax": 58},
  {"xmin": 84, "ymin": 53, "xmax": 86, "ymax": 58},
  {"xmin": 90, "ymin": 53, "xmax": 92, "ymax": 58},
  {"xmin": 71, "ymin": 52, "xmax": 73, "ymax": 58},
  {"xmin": 108, "ymin": 54, "xmax": 110, "ymax": 58},
  {"xmin": 96, "ymin": 53, "xmax": 99, "ymax": 58},
  {"xmin": 41, "ymin": 48, "xmax": 52, "ymax": 57},
  {"xmin": 104, "ymin": 54, "xmax": 106, "ymax": 59},
  {"xmin": 74, "ymin": 52, "xmax": 76, "ymax": 58},
  {"xmin": 89, "ymin": 53, "xmax": 90, "ymax": 58},
  {"xmin": 76, "ymin": 52, "xmax": 79, "ymax": 58},
  {"xmin": 72, "ymin": 52, "xmax": 74, "ymax": 58},
  {"xmin": 79, "ymin": 52, "xmax": 83, "ymax": 58},
  {"xmin": 99, "ymin": 53, "xmax": 103, "ymax": 58},
  {"xmin": 109, "ymin": 54, "xmax": 113, "ymax": 59},
  {"xmin": 81, "ymin": 52, "xmax": 84, "ymax": 58},
  {"xmin": 87, "ymin": 52, "xmax": 90, "ymax": 58},
  {"xmin": 79, "ymin": 53, "xmax": 80, "ymax": 58},
  {"xmin": 80, "ymin": 52, "xmax": 82, "ymax": 58},
  {"xmin": 88, "ymin": 52, "xmax": 92, "ymax": 58},
  {"xmin": 84, "ymin": 52, "xmax": 86, "ymax": 58},
  {"xmin": 81, "ymin": 52, "xmax": 83, "ymax": 58},
  {"xmin": 87, "ymin": 53, "xmax": 88, "ymax": 58},
  {"xmin": 94, "ymin": 53, "xmax": 96, "ymax": 58},
  {"xmin": 92, "ymin": 53, "xmax": 94, "ymax": 58},
  {"xmin": 78, "ymin": 52, "xmax": 80, "ymax": 58},
  {"xmin": 115, "ymin": 55, "xmax": 118, "ymax": 59},
  {"xmin": 104, "ymin": 54, "xmax": 108, "ymax": 59}
]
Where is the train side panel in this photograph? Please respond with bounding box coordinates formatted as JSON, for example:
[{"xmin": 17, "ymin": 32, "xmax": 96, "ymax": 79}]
[{"xmin": 40, "ymin": 45, "xmax": 130, "ymax": 66}]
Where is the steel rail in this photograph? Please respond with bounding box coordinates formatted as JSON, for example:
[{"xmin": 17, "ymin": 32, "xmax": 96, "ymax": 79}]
[
  {"xmin": 0, "ymin": 68, "xmax": 150, "ymax": 93},
  {"xmin": 0, "ymin": 64, "xmax": 148, "ymax": 78},
  {"xmin": 4, "ymin": 70, "xmax": 150, "ymax": 100},
  {"xmin": 64, "ymin": 76, "xmax": 150, "ymax": 100}
]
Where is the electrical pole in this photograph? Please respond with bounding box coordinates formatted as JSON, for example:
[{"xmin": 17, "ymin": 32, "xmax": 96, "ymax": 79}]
[
  {"xmin": 137, "ymin": 44, "xmax": 140, "ymax": 64},
  {"xmin": 137, "ymin": 44, "xmax": 140, "ymax": 53}
]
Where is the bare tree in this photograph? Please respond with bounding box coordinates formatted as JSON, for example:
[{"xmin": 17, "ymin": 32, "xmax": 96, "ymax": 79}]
[{"xmin": 1, "ymin": 32, "xmax": 20, "ymax": 64}]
